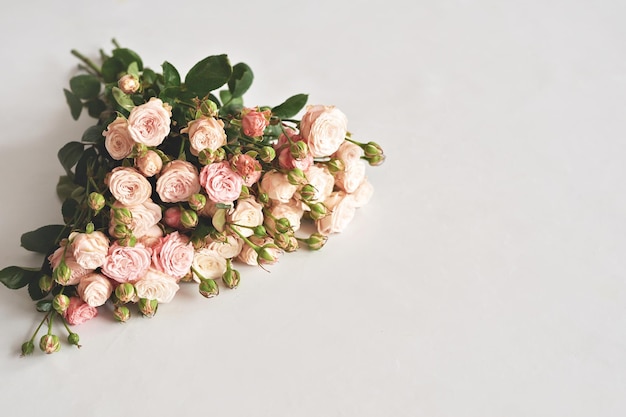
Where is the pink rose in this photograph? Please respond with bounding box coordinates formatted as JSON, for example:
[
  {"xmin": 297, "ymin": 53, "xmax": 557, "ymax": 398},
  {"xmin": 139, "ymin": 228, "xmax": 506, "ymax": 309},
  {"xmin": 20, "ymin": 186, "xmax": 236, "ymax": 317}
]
[
  {"xmin": 127, "ymin": 97, "xmax": 172, "ymax": 146},
  {"xmin": 274, "ymin": 126, "xmax": 298, "ymax": 149},
  {"xmin": 135, "ymin": 150, "xmax": 163, "ymax": 177},
  {"xmin": 260, "ymin": 170, "xmax": 297, "ymax": 203},
  {"xmin": 299, "ymin": 104, "xmax": 348, "ymax": 157},
  {"xmin": 138, "ymin": 225, "xmax": 164, "ymax": 249},
  {"xmin": 316, "ymin": 191, "xmax": 357, "ymax": 235},
  {"xmin": 228, "ymin": 197, "xmax": 264, "ymax": 238},
  {"xmin": 134, "ymin": 268, "xmax": 180, "ymax": 303},
  {"xmin": 151, "ymin": 231, "xmax": 194, "ymax": 280},
  {"xmin": 70, "ymin": 231, "xmax": 110, "ymax": 270},
  {"xmin": 77, "ymin": 272, "xmax": 114, "ymax": 307},
  {"xmin": 163, "ymin": 207, "xmax": 183, "ymax": 229},
  {"xmin": 48, "ymin": 246, "xmax": 94, "ymax": 286},
  {"xmin": 231, "ymin": 153, "xmax": 262, "ymax": 187},
  {"xmin": 200, "ymin": 161, "xmax": 243, "ymax": 204},
  {"xmin": 101, "ymin": 242, "xmax": 152, "ymax": 283},
  {"xmin": 156, "ymin": 160, "xmax": 201, "ymax": 203},
  {"xmin": 107, "ymin": 166, "xmax": 152, "ymax": 206},
  {"xmin": 64, "ymin": 297, "xmax": 98, "ymax": 325},
  {"xmin": 278, "ymin": 147, "xmax": 314, "ymax": 171},
  {"xmin": 108, "ymin": 199, "xmax": 162, "ymax": 239},
  {"xmin": 333, "ymin": 140, "xmax": 363, "ymax": 166},
  {"xmin": 180, "ymin": 116, "xmax": 227, "ymax": 156},
  {"xmin": 334, "ymin": 159, "xmax": 366, "ymax": 193},
  {"xmin": 103, "ymin": 116, "xmax": 134, "ymax": 160},
  {"xmin": 241, "ymin": 108, "xmax": 270, "ymax": 137}
]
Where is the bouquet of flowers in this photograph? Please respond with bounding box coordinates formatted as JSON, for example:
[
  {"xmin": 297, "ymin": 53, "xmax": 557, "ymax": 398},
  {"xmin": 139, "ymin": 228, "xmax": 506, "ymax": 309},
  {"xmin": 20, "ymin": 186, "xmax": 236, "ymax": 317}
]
[{"xmin": 0, "ymin": 40, "xmax": 385, "ymax": 356}]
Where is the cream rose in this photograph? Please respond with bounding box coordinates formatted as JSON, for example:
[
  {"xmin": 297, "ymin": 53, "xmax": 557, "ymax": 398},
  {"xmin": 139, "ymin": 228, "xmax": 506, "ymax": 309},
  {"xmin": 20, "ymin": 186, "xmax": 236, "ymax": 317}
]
[
  {"xmin": 200, "ymin": 161, "xmax": 243, "ymax": 204},
  {"xmin": 191, "ymin": 248, "xmax": 227, "ymax": 282},
  {"xmin": 156, "ymin": 160, "xmax": 201, "ymax": 203},
  {"xmin": 351, "ymin": 178, "xmax": 374, "ymax": 208},
  {"xmin": 127, "ymin": 97, "xmax": 172, "ymax": 147},
  {"xmin": 48, "ymin": 246, "xmax": 93, "ymax": 286},
  {"xmin": 299, "ymin": 105, "xmax": 348, "ymax": 157},
  {"xmin": 107, "ymin": 166, "xmax": 152, "ymax": 206},
  {"xmin": 109, "ymin": 199, "xmax": 162, "ymax": 239},
  {"xmin": 334, "ymin": 159, "xmax": 366, "ymax": 193},
  {"xmin": 135, "ymin": 150, "xmax": 163, "ymax": 177},
  {"xmin": 101, "ymin": 242, "xmax": 152, "ymax": 283},
  {"xmin": 237, "ymin": 243, "xmax": 258, "ymax": 266},
  {"xmin": 261, "ymin": 170, "xmax": 297, "ymax": 203},
  {"xmin": 266, "ymin": 199, "xmax": 305, "ymax": 232},
  {"xmin": 316, "ymin": 191, "xmax": 357, "ymax": 235},
  {"xmin": 70, "ymin": 231, "xmax": 110, "ymax": 270},
  {"xmin": 151, "ymin": 231, "xmax": 194, "ymax": 280},
  {"xmin": 333, "ymin": 140, "xmax": 363, "ymax": 165},
  {"xmin": 206, "ymin": 233, "xmax": 244, "ymax": 259},
  {"xmin": 302, "ymin": 164, "xmax": 335, "ymax": 205},
  {"xmin": 181, "ymin": 116, "xmax": 227, "ymax": 156},
  {"xmin": 228, "ymin": 197, "xmax": 264, "ymax": 238},
  {"xmin": 77, "ymin": 272, "xmax": 114, "ymax": 307},
  {"xmin": 103, "ymin": 116, "xmax": 134, "ymax": 160},
  {"xmin": 134, "ymin": 268, "xmax": 180, "ymax": 303}
]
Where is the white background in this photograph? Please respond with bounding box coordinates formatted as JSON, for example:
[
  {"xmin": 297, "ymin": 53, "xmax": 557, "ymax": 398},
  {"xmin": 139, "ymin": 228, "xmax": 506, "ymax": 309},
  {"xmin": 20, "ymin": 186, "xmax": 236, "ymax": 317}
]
[{"xmin": 1, "ymin": 1, "xmax": 625, "ymax": 416}]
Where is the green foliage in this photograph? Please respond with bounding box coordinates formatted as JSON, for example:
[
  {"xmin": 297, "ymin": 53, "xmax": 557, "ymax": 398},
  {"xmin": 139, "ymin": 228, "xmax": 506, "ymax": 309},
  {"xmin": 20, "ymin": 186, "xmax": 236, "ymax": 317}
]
[
  {"xmin": 20, "ymin": 225, "xmax": 67, "ymax": 254},
  {"xmin": 185, "ymin": 54, "xmax": 232, "ymax": 98},
  {"xmin": 64, "ymin": 89, "xmax": 82, "ymax": 120},
  {"xmin": 272, "ymin": 94, "xmax": 309, "ymax": 118},
  {"xmin": 0, "ymin": 266, "xmax": 39, "ymax": 289},
  {"xmin": 228, "ymin": 62, "xmax": 254, "ymax": 98},
  {"xmin": 70, "ymin": 74, "xmax": 101, "ymax": 100}
]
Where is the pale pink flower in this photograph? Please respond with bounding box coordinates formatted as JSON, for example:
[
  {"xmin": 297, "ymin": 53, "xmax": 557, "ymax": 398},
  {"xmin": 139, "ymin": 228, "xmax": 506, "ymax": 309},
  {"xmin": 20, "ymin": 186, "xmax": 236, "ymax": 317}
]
[
  {"xmin": 334, "ymin": 159, "xmax": 366, "ymax": 193},
  {"xmin": 48, "ymin": 246, "xmax": 93, "ymax": 286},
  {"xmin": 278, "ymin": 147, "xmax": 314, "ymax": 171},
  {"xmin": 351, "ymin": 178, "xmax": 374, "ymax": 208},
  {"xmin": 70, "ymin": 231, "xmax": 110, "ymax": 270},
  {"xmin": 302, "ymin": 164, "xmax": 335, "ymax": 205},
  {"xmin": 133, "ymin": 268, "xmax": 180, "ymax": 303},
  {"xmin": 156, "ymin": 160, "xmax": 201, "ymax": 203},
  {"xmin": 332, "ymin": 140, "xmax": 363, "ymax": 166},
  {"xmin": 106, "ymin": 166, "xmax": 152, "ymax": 206},
  {"xmin": 316, "ymin": 191, "xmax": 357, "ymax": 235},
  {"xmin": 64, "ymin": 297, "xmax": 98, "ymax": 325},
  {"xmin": 135, "ymin": 150, "xmax": 163, "ymax": 177},
  {"xmin": 200, "ymin": 161, "xmax": 243, "ymax": 204},
  {"xmin": 151, "ymin": 231, "xmax": 194, "ymax": 280},
  {"xmin": 181, "ymin": 116, "xmax": 227, "ymax": 156},
  {"xmin": 101, "ymin": 242, "xmax": 152, "ymax": 283},
  {"xmin": 118, "ymin": 74, "xmax": 140, "ymax": 94},
  {"xmin": 138, "ymin": 225, "xmax": 164, "ymax": 249},
  {"xmin": 191, "ymin": 248, "xmax": 227, "ymax": 282},
  {"xmin": 103, "ymin": 116, "xmax": 134, "ymax": 160},
  {"xmin": 228, "ymin": 197, "xmax": 264, "ymax": 238},
  {"xmin": 266, "ymin": 199, "xmax": 305, "ymax": 232},
  {"xmin": 241, "ymin": 108, "xmax": 270, "ymax": 137},
  {"xmin": 163, "ymin": 207, "xmax": 183, "ymax": 229},
  {"xmin": 299, "ymin": 104, "xmax": 348, "ymax": 157},
  {"xmin": 206, "ymin": 233, "xmax": 244, "ymax": 259},
  {"xmin": 127, "ymin": 97, "xmax": 172, "ymax": 147},
  {"xmin": 108, "ymin": 199, "xmax": 162, "ymax": 239},
  {"xmin": 77, "ymin": 272, "xmax": 114, "ymax": 307},
  {"xmin": 231, "ymin": 153, "xmax": 262, "ymax": 186},
  {"xmin": 261, "ymin": 171, "xmax": 297, "ymax": 203}
]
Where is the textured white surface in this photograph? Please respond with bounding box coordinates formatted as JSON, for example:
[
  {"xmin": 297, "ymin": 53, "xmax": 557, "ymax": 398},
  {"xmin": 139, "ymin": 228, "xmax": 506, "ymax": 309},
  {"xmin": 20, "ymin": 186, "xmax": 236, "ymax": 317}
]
[{"xmin": 1, "ymin": 1, "xmax": 625, "ymax": 416}]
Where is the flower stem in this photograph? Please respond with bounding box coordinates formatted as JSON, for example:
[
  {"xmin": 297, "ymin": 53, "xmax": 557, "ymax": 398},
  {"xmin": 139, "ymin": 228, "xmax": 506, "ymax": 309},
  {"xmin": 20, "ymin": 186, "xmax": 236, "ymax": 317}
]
[
  {"xmin": 29, "ymin": 311, "xmax": 51, "ymax": 343},
  {"xmin": 70, "ymin": 49, "xmax": 102, "ymax": 76}
]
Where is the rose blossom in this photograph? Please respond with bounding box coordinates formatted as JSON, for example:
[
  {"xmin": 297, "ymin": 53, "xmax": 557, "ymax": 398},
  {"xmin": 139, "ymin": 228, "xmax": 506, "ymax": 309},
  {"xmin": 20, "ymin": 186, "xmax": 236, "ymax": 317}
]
[
  {"xmin": 266, "ymin": 200, "xmax": 305, "ymax": 232},
  {"xmin": 156, "ymin": 160, "xmax": 201, "ymax": 203},
  {"xmin": 261, "ymin": 171, "xmax": 297, "ymax": 203},
  {"xmin": 64, "ymin": 297, "xmax": 98, "ymax": 325},
  {"xmin": 151, "ymin": 231, "xmax": 194, "ymax": 280},
  {"xmin": 351, "ymin": 178, "xmax": 374, "ymax": 208},
  {"xmin": 103, "ymin": 116, "xmax": 134, "ymax": 160},
  {"xmin": 138, "ymin": 225, "xmax": 164, "ymax": 249},
  {"xmin": 118, "ymin": 74, "xmax": 140, "ymax": 94},
  {"xmin": 278, "ymin": 147, "xmax": 314, "ymax": 171},
  {"xmin": 316, "ymin": 191, "xmax": 357, "ymax": 235},
  {"xmin": 228, "ymin": 197, "xmax": 264, "ymax": 238},
  {"xmin": 299, "ymin": 104, "xmax": 348, "ymax": 157},
  {"xmin": 181, "ymin": 116, "xmax": 227, "ymax": 156},
  {"xmin": 332, "ymin": 140, "xmax": 363, "ymax": 166},
  {"xmin": 200, "ymin": 161, "xmax": 243, "ymax": 204},
  {"xmin": 241, "ymin": 108, "xmax": 270, "ymax": 137},
  {"xmin": 231, "ymin": 153, "xmax": 262, "ymax": 186},
  {"xmin": 48, "ymin": 246, "xmax": 93, "ymax": 286},
  {"xmin": 127, "ymin": 97, "xmax": 172, "ymax": 147},
  {"xmin": 101, "ymin": 242, "xmax": 152, "ymax": 283},
  {"xmin": 273, "ymin": 126, "xmax": 298, "ymax": 149},
  {"xmin": 237, "ymin": 236, "xmax": 283, "ymax": 266},
  {"xmin": 135, "ymin": 150, "xmax": 163, "ymax": 177},
  {"xmin": 206, "ymin": 233, "xmax": 244, "ymax": 259},
  {"xmin": 77, "ymin": 272, "xmax": 114, "ymax": 307},
  {"xmin": 191, "ymin": 248, "xmax": 227, "ymax": 282},
  {"xmin": 302, "ymin": 164, "xmax": 334, "ymax": 205},
  {"xmin": 107, "ymin": 166, "xmax": 152, "ymax": 206},
  {"xmin": 334, "ymin": 159, "xmax": 366, "ymax": 193},
  {"xmin": 70, "ymin": 231, "xmax": 110, "ymax": 270},
  {"xmin": 109, "ymin": 199, "xmax": 162, "ymax": 239},
  {"xmin": 134, "ymin": 268, "xmax": 180, "ymax": 303},
  {"xmin": 163, "ymin": 207, "xmax": 183, "ymax": 229}
]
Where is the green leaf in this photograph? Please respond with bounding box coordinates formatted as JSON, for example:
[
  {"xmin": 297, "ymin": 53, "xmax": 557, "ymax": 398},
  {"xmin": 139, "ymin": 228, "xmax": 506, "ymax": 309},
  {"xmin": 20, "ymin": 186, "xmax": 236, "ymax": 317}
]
[
  {"xmin": 57, "ymin": 141, "xmax": 85, "ymax": 175},
  {"xmin": 113, "ymin": 48, "xmax": 143, "ymax": 70},
  {"xmin": 162, "ymin": 61, "xmax": 181, "ymax": 88},
  {"xmin": 64, "ymin": 88, "xmax": 82, "ymax": 120},
  {"xmin": 212, "ymin": 208, "xmax": 227, "ymax": 233},
  {"xmin": 70, "ymin": 74, "xmax": 101, "ymax": 100},
  {"xmin": 82, "ymin": 125, "xmax": 105, "ymax": 143},
  {"xmin": 0, "ymin": 266, "xmax": 38, "ymax": 290},
  {"xmin": 74, "ymin": 146, "xmax": 98, "ymax": 187},
  {"xmin": 142, "ymin": 68, "xmax": 157, "ymax": 86},
  {"xmin": 127, "ymin": 61, "xmax": 140, "ymax": 78},
  {"xmin": 21, "ymin": 225, "xmax": 66, "ymax": 254},
  {"xmin": 272, "ymin": 94, "xmax": 308, "ymax": 118},
  {"xmin": 102, "ymin": 57, "xmax": 125, "ymax": 83},
  {"xmin": 57, "ymin": 175, "xmax": 78, "ymax": 200},
  {"xmin": 185, "ymin": 54, "xmax": 232, "ymax": 98},
  {"xmin": 62, "ymin": 198, "xmax": 79, "ymax": 222},
  {"xmin": 228, "ymin": 62, "xmax": 253, "ymax": 98},
  {"xmin": 36, "ymin": 300, "xmax": 52, "ymax": 313},
  {"xmin": 219, "ymin": 90, "xmax": 244, "ymax": 117},
  {"xmin": 86, "ymin": 98, "xmax": 107, "ymax": 119},
  {"xmin": 28, "ymin": 279, "xmax": 49, "ymax": 301},
  {"xmin": 112, "ymin": 86, "xmax": 135, "ymax": 111}
]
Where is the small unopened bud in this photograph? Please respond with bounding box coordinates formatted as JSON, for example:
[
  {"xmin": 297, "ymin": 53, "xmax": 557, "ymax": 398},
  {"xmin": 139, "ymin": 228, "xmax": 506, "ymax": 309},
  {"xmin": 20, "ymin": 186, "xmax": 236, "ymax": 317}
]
[
  {"xmin": 198, "ymin": 279, "xmax": 219, "ymax": 298},
  {"xmin": 180, "ymin": 209, "xmax": 198, "ymax": 229},
  {"xmin": 258, "ymin": 192, "xmax": 270, "ymax": 204},
  {"xmin": 39, "ymin": 275, "xmax": 53, "ymax": 293},
  {"xmin": 135, "ymin": 150, "xmax": 163, "ymax": 176},
  {"xmin": 191, "ymin": 236, "xmax": 205, "ymax": 250},
  {"xmin": 111, "ymin": 224, "xmax": 132, "ymax": 239},
  {"xmin": 188, "ymin": 193, "xmax": 207, "ymax": 211},
  {"xmin": 197, "ymin": 148, "xmax": 216, "ymax": 165},
  {"xmin": 257, "ymin": 244, "xmax": 279, "ymax": 264},
  {"xmin": 213, "ymin": 147, "xmax": 226, "ymax": 162},
  {"xmin": 21, "ymin": 341, "xmax": 35, "ymax": 356},
  {"xmin": 326, "ymin": 158, "xmax": 345, "ymax": 174},
  {"xmin": 88, "ymin": 192, "xmax": 106, "ymax": 212},
  {"xmin": 290, "ymin": 141, "xmax": 309, "ymax": 160},
  {"xmin": 305, "ymin": 232, "xmax": 328, "ymax": 250},
  {"xmin": 222, "ymin": 269, "xmax": 241, "ymax": 289},
  {"xmin": 39, "ymin": 334, "xmax": 60, "ymax": 354},
  {"xmin": 52, "ymin": 294, "xmax": 70, "ymax": 314},
  {"xmin": 299, "ymin": 184, "xmax": 317, "ymax": 202},
  {"xmin": 308, "ymin": 202, "xmax": 328, "ymax": 221},
  {"xmin": 259, "ymin": 146, "xmax": 276, "ymax": 163},
  {"xmin": 366, "ymin": 154, "xmax": 386, "ymax": 166},
  {"xmin": 275, "ymin": 217, "xmax": 292, "ymax": 234},
  {"xmin": 138, "ymin": 298, "xmax": 158, "ymax": 317},
  {"xmin": 200, "ymin": 99, "xmax": 218, "ymax": 115},
  {"xmin": 287, "ymin": 168, "xmax": 307, "ymax": 186},
  {"xmin": 113, "ymin": 305, "xmax": 131, "ymax": 322},
  {"xmin": 67, "ymin": 332, "xmax": 81, "ymax": 347},
  {"xmin": 132, "ymin": 142, "xmax": 149, "ymax": 158},
  {"xmin": 115, "ymin": 283, "xmax": 135, "ymax": 304},
  {"xmin": 117, "ymin": 234, "xmax": 137, "ymax": 247},
  {"xmin": 363, "ymin": 141, "xmax": 384, "ymax": 159},
  {"xmin": 85, "ymin": 222, "xmax": 95, "ymax": 234},
  {"xmin": 112, "ymin": 207, "xmax": 133, "ymax": 225},
  {"xmin": 52, "ymin": 262, "xmax": 72, "ymax": 285},
  {"xmin": 253, "ymin": 225, "xmax": 267, "ymax": 237},
  {"xmin": 274, "ymin": 232, "xmax": 298, "ymax": 252},
  {"xmin": 118, "ymin": 74, "xmax": 140, "ymax": 94}
]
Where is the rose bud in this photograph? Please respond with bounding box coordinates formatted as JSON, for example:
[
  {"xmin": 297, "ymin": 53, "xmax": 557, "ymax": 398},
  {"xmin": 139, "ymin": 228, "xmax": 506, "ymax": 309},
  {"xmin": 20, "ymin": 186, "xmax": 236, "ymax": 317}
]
[
  {"xmin": 88, "ymin": 192, "xmax": 106, "ymax": 213},
  {"xmin": 111, "ymin": 224, "xmax": 132, "ymax": 239},
  {"xmin": 52, "ymin": 294, "xmax": 70, "ymax": 314},
  {"xmin": 39, "ymin": 334, "xmax": 61, "ymax": 354},
  {"xmin": 163, "ymin": 207, "xmax": 183, "ymax": 229},
  {"xmin": 275, "ymin": 217, "xmax": 292, "ymax": 234},
  {"xmin": 304, "ymin": 232, "xmax": 328, "ymax": 251},
  {"xmin": 274, "ymin": 232, "xmax": 298, "ymax": 252},
  {"xmin": 39, "ymin": 274, "xmax": 54, "ymax": 293},
  {"xmin": 180, "ymin": 209, "xmax": 199, "ymax": 229},
  {"xmin": 258, "ymin": 192, "xmax": 270, "ymax": 204},
  {"xmin": 299, "ymin": 184, "xmax": 317, "ymax": 202},
  {"xmin": 259, "ymin": 146, "xmax": 276, "ymax": 163},
  {"xmin": 198, "ymin": 279, "xmax": 220, "ymax": 298},
  {"xmin": 308, "ymin": 202, "xmax": 328, "ymax": 221},
  {"xmin": 366, "ymin": 153, "xmax": 386, "ymax": 166},
  {"xmin": 287, "ymin": 168, "xmax": 307, "ymax": 186},
  {"xmin": 257, "ymin": 245, "xmax": 279, "ymax": 264},
  {"xmin": 222, "ymin": 269, "xmax": 240, "ymax": 289},
  {"xmin": 67, "ymin": 332, "xmax": 81, "ymax": 348},
  {"xmin": 113, "ymin": 305, "xmax": 131, "ymax": 322},
  {"xmin": 118, "ymin": 74, "xmax": 140, "ymax": 94},
  {"xmin": 21, "ymin": 341, "xmax": 35, "ymax": 356},
  {"xmin": 112, "ymin": 207, "xmax": 133, "ymax": 226},
  {"xmin": 115, "ymin": 283, "xmax": 136, "ymax": 304},
  {"xmin": 290, "ymin": 141, "xmax": 309, "ymax": 160},
  {"xmin": 213, "ymin": 147, "xmax": 226, "ymax": 162},
  {"xmin": 52, "ymin": 262, "xmax": 72, "ymax": 285},
  {"xmin": 326, "ymin": 158, "xmax": 345, "ymax": 174},
  {"xmin": 189, "ymin": 193, "xmax": 207, "ymax": 211},
  {"xmin": 117, "ymin": 235, "xmax": 137, "ymax": 247},
  {"xmin": 138, "ymin": 298, "xmax": 158, "ymax": 317},
  {"xmin": 197, "ymin": 148, "xmax": 216, "ymax": 165},
  {"xmin": 363, "ymin": 141, "xmax": 384, "ymax": 159},
  {"xmin": 253, "ymin": 225, "xmax": 267, "ymax": 237},
  {"xmin": 135, "ymin": 150, "xmax": 163, "ymax": 177},
  {"xmin": 200, "ymin": 99, "xmax": 218, "ymax": 115}
]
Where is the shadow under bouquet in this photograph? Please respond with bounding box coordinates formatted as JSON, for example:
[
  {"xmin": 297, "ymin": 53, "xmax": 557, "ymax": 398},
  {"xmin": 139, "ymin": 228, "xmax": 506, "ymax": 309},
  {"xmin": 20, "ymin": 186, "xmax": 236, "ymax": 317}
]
[{"xmin": 0, "ymin": 40, "xmax": 385, "ymax": 356}]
